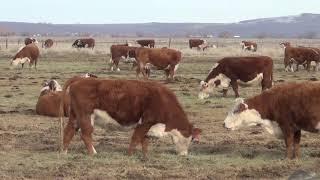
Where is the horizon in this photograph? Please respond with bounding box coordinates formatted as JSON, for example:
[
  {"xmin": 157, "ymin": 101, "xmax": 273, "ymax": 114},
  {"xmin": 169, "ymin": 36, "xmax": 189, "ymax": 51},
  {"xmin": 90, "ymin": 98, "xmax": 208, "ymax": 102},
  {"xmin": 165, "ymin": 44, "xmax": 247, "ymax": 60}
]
[{"xmin": 0, "ymin": 0, "xmax": 319, "ymax": 24}]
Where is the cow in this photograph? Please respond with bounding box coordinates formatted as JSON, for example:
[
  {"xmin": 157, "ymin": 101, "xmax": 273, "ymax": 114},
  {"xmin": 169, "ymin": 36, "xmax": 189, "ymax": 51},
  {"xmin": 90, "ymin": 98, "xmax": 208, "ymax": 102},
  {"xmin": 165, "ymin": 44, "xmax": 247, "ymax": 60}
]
[
  {"xmin": 134, "ymin": 47, "xmax": 182, "ymax": 80},
  {"xmin": 60, "ymin": 78, "xmax": 201, "ymax": 158},
  {"xmin": 199, "ymin": 56, "xmax": 273, "ymax": 99},
  {"xmin": 10, "ymin": 43, "xmax": 40, "ymax": 69},
  {"xmin": 72, "ymin": 38, "xmax": 95, "ymax": 49},
  {"xmin": 282, "ymin": 45, "xmax": 320, "ymax": 72},
  {"xmin": 224, "ymin": 82, "xmax": 320, "ymax": 159},
  {"xmin": 241, "ymin": 41, "xmax": 257, "ymax": 52},
  {"xmin": 109, "ymin": 44, "xmax": 138, "ymax": 71},
  {"xmin": 44, "ymin": 39, "xmax": 54, "ymax": 48},
  {"xmin": 136, "ymin": 39, "xmax": 155, "ymax": 48},
  {"xmin": 24, "ymin": 37, "xmax": 38, "ymax": 45},
  {"xmin": 36, "ymin": 73, "xmax": 98, "ymax": 117},
  {"xmin": 189, "ymin": 39, "xmax": 206, "ymax": 49}
]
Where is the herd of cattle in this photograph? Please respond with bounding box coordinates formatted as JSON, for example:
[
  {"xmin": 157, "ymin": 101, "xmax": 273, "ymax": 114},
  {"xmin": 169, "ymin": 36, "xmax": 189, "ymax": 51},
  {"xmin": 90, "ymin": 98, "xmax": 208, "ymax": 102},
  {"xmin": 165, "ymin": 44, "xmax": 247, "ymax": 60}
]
[{"xmin": 7, "ymin": 37, "xmax": 320, "ymax": 160}]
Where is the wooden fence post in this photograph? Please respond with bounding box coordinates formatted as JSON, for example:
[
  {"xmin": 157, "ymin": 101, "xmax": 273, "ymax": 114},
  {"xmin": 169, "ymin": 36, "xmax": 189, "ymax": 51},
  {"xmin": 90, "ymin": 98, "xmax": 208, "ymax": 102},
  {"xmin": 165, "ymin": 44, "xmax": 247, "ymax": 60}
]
[
  {"xmin": 168, "ymin": 37, "xmax": 172, "ymax": 48},
  {"xmin": 6, "ymin": 38, "xmax": 8, "ymax": 49}
]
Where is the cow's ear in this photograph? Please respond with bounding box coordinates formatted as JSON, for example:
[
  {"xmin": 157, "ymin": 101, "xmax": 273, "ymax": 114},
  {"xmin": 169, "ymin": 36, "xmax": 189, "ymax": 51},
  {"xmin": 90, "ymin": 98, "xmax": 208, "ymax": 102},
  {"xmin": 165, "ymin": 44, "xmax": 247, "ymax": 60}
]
[{"xmin": 234, "ymin": 103, "xmax": 247, "ymax": 114}]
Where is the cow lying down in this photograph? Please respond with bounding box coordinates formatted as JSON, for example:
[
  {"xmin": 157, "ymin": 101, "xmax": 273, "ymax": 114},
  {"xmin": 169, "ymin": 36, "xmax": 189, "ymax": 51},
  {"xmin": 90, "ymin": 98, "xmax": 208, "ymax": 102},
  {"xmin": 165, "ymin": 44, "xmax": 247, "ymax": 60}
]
[
  {"xmin": 61, "ymin": 79, "xmax": 201, "ymax": 158},
  {"xmin": 199, "ymin": 56, "xmax": 273, "ymax": 99},
  {"xmin": 224, "ymin": 82, "xmax": 320, "ymax": 159},
  {"xmin": 36, "ymin": 73, "xmax": 97, "ymax": 117}
]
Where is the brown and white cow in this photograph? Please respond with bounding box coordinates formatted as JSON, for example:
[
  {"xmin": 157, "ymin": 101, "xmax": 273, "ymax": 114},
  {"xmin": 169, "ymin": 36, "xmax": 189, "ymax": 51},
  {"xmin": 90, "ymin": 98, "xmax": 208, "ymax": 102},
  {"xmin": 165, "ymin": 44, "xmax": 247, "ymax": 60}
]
[
  {"xmin": 60, "ymin": 79, "xmax": 201, "ymax": 158},
  {"xmin": 224, "ymin": 82, "xmax": 320, "ymax": 159},
  {"xmin": 189, "ymin": 39, "xmax": 206, "ymax": 50},
  {"xmin": 24, "ymin": 37, "xmax": 38, "ymax": 45},
  {"xmin": 72, "ymin": 38, "xmax": 95, "ymax": 49},
  {"xmin": 199, "ymin": 56, "xmax": 273, "ymax": 99},
  {"xmin": 134, "ymin": 47, "xmax": 182, "ymax": 80},
  {"xmin": 109, "ymin": 44, "xmax": 138, "ymax": 71},
  {"xmin": 36, "ymin": 73, "xmax": 98, "ymax": 117},
  {"xmin": 241, "ymin": 41, "xmax": 257, "ymax": 52},
  {"xmin": 44, "ymin": 39, "xmax": 54, "ymax": 48},
  {"xmin": 10, "ymin": 43, "xmax": 40, "ymax": 69},
  {"xmin": 282, "ymin": 44, "xmax": 320, "ymax": 72},
  {"xmin": 136, "ymin": 39, "xmax": 155, "ymax": 48}
]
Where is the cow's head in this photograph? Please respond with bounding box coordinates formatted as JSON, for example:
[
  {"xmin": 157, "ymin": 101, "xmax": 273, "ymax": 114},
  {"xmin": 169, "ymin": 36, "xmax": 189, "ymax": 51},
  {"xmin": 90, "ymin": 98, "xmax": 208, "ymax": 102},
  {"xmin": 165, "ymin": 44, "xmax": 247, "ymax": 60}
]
[
  {"xmin": 191, "ymin": 127, "xmax": 202, "ymax": 143},
  {"xmin": 284, "ymin": 58, "xmax": 295, "ymax": 72},
  {"xmin": 224, "ymin": 98, "xmax": 263, "ymax": 130},
  {"xmin": 40, "ymin": 79, "xmax": 62, "ymax": 95},
  {"xmin": 10, "ymin": 57, "xmax": 31, "ymax": 68},
  {"xmin": 31, "ymin": 38, "xmax": 38, "ymax": 44},
  {"xmin": 82, "ymin": 73, "xmax": 98, "ymax": 78},
  {"xmin": 198, "ymin": 74, "xmax": 231, "ymax": 99},
  {"xmin": 280, "ymin": 42, "xmax": 290, "ymax": 49}
]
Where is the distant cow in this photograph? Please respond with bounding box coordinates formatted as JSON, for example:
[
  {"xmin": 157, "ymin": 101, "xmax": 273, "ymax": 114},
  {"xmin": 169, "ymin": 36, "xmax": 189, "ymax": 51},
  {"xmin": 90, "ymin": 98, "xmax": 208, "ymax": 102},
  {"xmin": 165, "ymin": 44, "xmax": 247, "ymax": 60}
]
[
  {"xmin": 60, "ymin": 79, "xmax": 201, "ymax": 157},
  {"xmin": 109, "ymin": 44, "xmax": 138, "ymax": 71},
  {"xmin": 282, "ymin": 44, "xmax": 320, "ymax": 72},
  {"xmin": 24, "ymin": 38, "xmax": 38, "ymax": 45},
  {"xmin": 72, "ymin": 38, "xmax": 95, "ymax": 49},
  {"xmin": 241, "ymin": 41, "xmax": 257, "ymax": 52},
  {"xmin": 10, "ymin": 43, "xmax": 40, "ymax": 69},
  {"xmin": 135, "ymin": 47, "xmax": 182, "ymax": 80},
  {"xmin": 199, "ymin": 56, "xmax": 273, "ymax": 99},
  {"xmin": 224, "ymin": 82, "xmax": 320, "ymax": 159},
  {"xmin": 136, "ymin": 39, "xmax": 155, "ymax": 48},
  {"xmin": 44, "ymin": 39, "xmax": 54, "ymax": 48},
  {"xmin": 189, "ymin": 39, "xmax": 206, "ymax": 49},
  {"xmin": 36, "ymin": 73, "xmax": 98, "ymax": 117}
]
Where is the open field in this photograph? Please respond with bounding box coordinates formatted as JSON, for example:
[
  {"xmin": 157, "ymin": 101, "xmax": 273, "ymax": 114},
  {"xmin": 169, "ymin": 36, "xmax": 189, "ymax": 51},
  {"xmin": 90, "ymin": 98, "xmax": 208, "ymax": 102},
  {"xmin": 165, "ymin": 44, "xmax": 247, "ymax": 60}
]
[{"xmin": 0, "ymin": 38, "xmax": 320, "ymax": 179}]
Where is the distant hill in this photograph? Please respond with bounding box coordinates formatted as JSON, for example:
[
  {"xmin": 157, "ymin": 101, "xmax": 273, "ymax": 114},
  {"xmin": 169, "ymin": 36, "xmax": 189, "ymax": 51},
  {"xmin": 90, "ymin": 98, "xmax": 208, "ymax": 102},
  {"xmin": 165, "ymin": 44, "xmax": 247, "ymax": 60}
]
[{"xmin": 0, "ymin": 13, "xmax": 319, "ymax": 38}]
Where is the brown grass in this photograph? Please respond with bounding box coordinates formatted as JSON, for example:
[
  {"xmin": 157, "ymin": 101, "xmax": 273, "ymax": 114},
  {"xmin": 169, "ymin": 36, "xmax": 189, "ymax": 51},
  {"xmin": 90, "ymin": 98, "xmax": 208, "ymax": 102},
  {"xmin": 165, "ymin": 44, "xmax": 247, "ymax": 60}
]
[{"xmin": 0, "ymin": 38, "xmax": 319, "ymax": 179}]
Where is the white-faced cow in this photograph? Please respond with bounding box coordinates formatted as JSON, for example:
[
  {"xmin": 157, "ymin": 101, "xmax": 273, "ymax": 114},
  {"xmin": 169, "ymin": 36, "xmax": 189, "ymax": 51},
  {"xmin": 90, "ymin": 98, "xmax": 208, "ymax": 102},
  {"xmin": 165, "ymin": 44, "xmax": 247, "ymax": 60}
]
[
  {"xmin": 281, "ymin": 42, "xmax": 320, "ymax": 72},
  {"xmin": 109, "ymin": 44, "xmax": 138, "ymax": 71},
  {"xmin": 224, "ymin": 82, "xmax": 320, "ymax": 159},
  {"xmin": 72, "ymin": 38, "xmax": 95, "ymax": 49},
  {"xmin": 136, "ymin": 39, "xmax": 155, "ymax": 48},
  {"xmin": 44, "ymin": 39, "xmax": 54, "ymax": 48},
  {"xmin": 199, "ymin": 56, "xmax": 273, "ymax": 99},
  {"xmin": 10, "ymin": 43, "xmax": 40, "ymax": 69},
  {"xmin": 60, "ymin": 79, "xmax": 201, "ymax": 158},
  {"xmin": 24, "ymin": 37, "xmax": 38, "ymax": 45},
  {"xmin": 189, "ymin": 39, "xmax": 206, "ymax": 50},
  {"xmin": 241, "ymin": 41, "xmax": 257, "ymax": 52},
  {"xmin": 134, "ymin": 47, "xmax": 182, "ymax": 80}
]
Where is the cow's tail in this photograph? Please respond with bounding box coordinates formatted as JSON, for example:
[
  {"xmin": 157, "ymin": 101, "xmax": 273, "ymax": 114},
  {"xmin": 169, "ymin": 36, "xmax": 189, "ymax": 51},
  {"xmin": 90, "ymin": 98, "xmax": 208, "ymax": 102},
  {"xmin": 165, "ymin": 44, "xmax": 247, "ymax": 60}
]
[
  {"xmin": 58, "ymin": 87, "xmax": 66, "ymax": 153},
  {"xmin": 174, "ymin": 63, "xmax": 180, "ymax": 72}
]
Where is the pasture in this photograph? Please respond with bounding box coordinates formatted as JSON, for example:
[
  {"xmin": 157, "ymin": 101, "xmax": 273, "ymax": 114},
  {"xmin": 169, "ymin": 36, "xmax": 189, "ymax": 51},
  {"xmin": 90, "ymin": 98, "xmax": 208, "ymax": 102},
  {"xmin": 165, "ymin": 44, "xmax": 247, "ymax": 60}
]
[{"xmin": 0, "ymin": 37, "xmax": 320, "ymax": 179}]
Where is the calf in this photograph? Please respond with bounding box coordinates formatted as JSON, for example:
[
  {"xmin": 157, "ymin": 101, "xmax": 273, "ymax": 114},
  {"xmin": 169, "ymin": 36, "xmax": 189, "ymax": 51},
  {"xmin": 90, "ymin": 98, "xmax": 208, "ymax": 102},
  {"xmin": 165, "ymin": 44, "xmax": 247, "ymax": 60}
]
[
  {"xmin": 72, "ymin": 38, "xmax": 95, "ymax": 49},
  {"xmin": 224, "ymin": 82, "xmax": 320, "ymax": 159},
  {"xmin": 44, "ymin": 39, "xmax": 54, "ymax": 48},
  {"xmin": 61, "ymin": 79, "xmax": 201, "ymax": 158},
  {"xmin": 199, "ymin": 56, "xmax": 273, "ymax": 99},
  {"xmin": 135, "ymin": 47, "xmax": 182, "ymax": 80},
  {"xmin": 10, "ymin": 43, "xmax": 40, "ymax": 69},
  {"xmin": 241, "ymin": 41, "xmax": 257, "ymax": 52}
]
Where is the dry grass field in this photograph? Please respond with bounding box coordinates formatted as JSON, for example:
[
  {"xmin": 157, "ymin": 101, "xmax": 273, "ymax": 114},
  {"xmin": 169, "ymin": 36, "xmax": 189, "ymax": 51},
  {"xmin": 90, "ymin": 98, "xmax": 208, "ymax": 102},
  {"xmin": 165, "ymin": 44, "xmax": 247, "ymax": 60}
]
[{"xmin": 0, "ymin": 37, "xmax": 320, "ymax": 179}]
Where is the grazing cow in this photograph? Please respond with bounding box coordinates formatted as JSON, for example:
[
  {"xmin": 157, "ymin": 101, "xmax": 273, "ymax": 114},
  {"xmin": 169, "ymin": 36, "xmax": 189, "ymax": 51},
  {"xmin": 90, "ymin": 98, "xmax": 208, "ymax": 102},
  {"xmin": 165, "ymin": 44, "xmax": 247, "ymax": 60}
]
[
  {"xmin": 109, "ymin": 44, "xmax": 138, "ymax": 71},
  {"xmin": 60, "ymin": 79, "xmax": 201, "ymax": 157},
  {"xmin": 10, "ymin": 43, "xmax": 40, "ymax": 69},
  {"xmin": 136, "ymin": 39, "xmax": 155, "ymax": 48},
  {"xmin": 224, "ymin": 82, "xmax": 320, "ymax": 159},
  {"xmin": 189, "ymin": 39, "xmax": 206, "ymax": 49},
  {"xmin": 282, "ymin": 45, "xmax": 320, "ymax": 72},
  {"xmin": 241, "ymin": 41, "xmax": 257, "ymax": 52},
  {"xmin": 72, "ymin": 38, "xmax": 95, "ymax": 49},
  {"xmin": 36, "ymin": 80, "xmax": 66, "ymax": 117},
  {"xmin": 24, "ymin": 37, "xmax": 38, "ymax": 45},
  {"xmin": 135, "ymin": 47, "xmax": 182, "ymax": 80},
  {"xmin": 44, "ymin": 39, "xmax": 54, "ymax": 48},
  {"xmin": 199, "ymin": 56, "xmax": 273, "ymax": 99}
]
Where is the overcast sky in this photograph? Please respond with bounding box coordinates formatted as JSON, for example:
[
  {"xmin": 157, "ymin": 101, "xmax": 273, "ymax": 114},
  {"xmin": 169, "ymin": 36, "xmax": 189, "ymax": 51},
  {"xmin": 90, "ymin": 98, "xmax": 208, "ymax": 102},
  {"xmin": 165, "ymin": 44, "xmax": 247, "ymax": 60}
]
[{"xmin": 0, "ymin": 0, "xmax": 319, "ymax": 24}]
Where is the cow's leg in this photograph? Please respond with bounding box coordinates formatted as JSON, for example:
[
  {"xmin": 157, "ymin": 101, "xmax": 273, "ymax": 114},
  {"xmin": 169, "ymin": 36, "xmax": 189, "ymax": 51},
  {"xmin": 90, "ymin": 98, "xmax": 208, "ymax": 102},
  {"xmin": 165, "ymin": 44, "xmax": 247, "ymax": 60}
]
[
  {"xmin": 293, "ymin": 130, "xmax": 301, "ymax": 159},
  {"xmin": 63, "ymin": 112, "xmax": 77, "ymax": 153},
  {"xmin": 140, "ymin": 63, "xmax": 148, "ymax": 79},
  {"xmin": 128, "ymin": 123, "xmax": 152, "ymax": 158},
  {"xmin": 135, "ymin": 65, "xmax": 141, "ymax": 78},
  {"xmin": 230, "ymin": 80, "xmax": 239, "ymax": 98},
  {"xmin": 295, "ymin": 63, "xmax": 299, "ymax": 71},
  {"xmin": 306, "ymin": 62, "xmax": 311, "ymax": 72},
  {"xmin": 79, "ymin": 116, "xmax": 96, "ymax": 155},
  {"xmin": 284, "ymin": 130, "xmax": 294, "ymax": 159},
  {"xmin": 34, "ymin": 60, "xmax": 37, "ymax": 70},
  {"xmin": 21, "ymin": 63, "xmax": 24, "ymax": 69}
]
